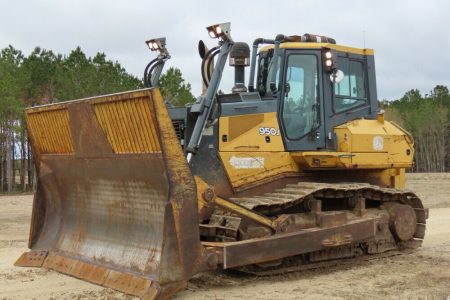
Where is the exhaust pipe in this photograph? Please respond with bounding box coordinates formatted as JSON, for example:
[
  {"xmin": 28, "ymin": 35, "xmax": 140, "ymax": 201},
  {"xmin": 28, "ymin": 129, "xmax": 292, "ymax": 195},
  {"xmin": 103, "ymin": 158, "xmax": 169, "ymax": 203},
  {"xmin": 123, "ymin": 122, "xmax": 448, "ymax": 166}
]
[{"xmin": 230, "ymin": 42, "xmax": 250, "ymax": 93}]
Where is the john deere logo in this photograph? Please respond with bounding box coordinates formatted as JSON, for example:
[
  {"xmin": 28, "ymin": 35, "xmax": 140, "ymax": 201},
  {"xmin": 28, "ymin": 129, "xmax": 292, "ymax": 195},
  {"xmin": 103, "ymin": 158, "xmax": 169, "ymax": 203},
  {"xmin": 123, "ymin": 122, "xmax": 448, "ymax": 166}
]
[
  {"xmin": 373, "ymin": 136, "xmax": 384, "ymax": 151},
  {"xmin": 229, "ymin": 156, "xmax": 265, "ymax": 169}
]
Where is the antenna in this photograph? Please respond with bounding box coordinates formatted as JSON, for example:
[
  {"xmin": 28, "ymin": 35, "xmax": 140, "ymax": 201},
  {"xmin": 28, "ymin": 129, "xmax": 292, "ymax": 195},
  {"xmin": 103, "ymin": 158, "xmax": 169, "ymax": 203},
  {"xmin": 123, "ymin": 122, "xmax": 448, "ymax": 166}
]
[{"xmin": 363, "ymin": 30, "xmax": 366, "ymax": 48}]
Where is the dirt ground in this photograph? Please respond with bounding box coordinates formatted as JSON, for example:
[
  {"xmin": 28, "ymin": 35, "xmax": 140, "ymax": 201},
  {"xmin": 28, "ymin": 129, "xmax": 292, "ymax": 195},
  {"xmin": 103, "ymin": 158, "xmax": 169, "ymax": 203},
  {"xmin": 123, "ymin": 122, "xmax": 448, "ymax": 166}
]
[{"xmin": 0, "ymin": 173, "xmax": 449, "ymax": 299}]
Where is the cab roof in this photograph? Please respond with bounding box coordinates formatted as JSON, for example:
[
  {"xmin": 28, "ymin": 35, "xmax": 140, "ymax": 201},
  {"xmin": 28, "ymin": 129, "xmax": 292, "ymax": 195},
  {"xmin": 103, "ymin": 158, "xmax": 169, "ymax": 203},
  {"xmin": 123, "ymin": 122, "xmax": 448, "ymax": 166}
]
[{"xmin": 260, "ymin": 42, "xmax": 374, "ymax": 56}]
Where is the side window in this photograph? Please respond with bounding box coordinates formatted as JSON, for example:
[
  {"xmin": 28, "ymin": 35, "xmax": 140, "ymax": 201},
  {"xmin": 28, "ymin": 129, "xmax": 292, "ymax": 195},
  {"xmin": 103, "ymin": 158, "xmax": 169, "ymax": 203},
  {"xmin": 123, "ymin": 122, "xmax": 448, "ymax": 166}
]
[
  {"xmin": 334, "ymin": 59, "xmax": 367, "ymax": 112},
  {"xmin": 282, "ymin": 54, "xmax": 319, "ymax": 140},
  {"xmin": 264, "ymin": 54, "xmax": 281, "ymax": 95},
  {"xmin": 256, "ymin": 53, "xmax": 269, "ymax": 96},
  {"xmin": 256, "ymin": 50, "xmax": 280, "ymax": 97}
]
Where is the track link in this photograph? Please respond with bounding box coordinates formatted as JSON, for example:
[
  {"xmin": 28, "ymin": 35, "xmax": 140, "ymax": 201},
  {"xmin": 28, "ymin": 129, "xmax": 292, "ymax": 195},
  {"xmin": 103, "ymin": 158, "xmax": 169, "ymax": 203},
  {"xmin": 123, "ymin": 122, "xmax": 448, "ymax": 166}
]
[{"xmin": 230, "ymin": 182, "xmax": 426, "ymax": 221}]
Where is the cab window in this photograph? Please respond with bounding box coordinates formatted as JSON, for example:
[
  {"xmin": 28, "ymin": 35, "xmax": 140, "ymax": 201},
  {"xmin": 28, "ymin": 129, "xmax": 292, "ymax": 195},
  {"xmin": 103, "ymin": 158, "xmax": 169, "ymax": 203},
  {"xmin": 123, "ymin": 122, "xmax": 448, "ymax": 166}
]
[
  {"xmin": 256, "ymin": 50, "xmax": 281, "ymax": 97},
  {"xmin": 334, "ymin": 59, "xmax": 367, "ymax": 112},
  {"xmin": 282, "ymin": 54, "xmax": 319, "ymax": 140}
]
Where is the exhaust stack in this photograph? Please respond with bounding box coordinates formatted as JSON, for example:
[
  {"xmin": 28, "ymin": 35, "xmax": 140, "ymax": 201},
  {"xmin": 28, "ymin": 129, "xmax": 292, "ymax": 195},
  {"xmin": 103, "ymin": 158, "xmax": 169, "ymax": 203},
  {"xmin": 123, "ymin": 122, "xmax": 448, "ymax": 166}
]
[{"xmin": 230, "ymin": 42, "xmax": 250, "ymax": 93}]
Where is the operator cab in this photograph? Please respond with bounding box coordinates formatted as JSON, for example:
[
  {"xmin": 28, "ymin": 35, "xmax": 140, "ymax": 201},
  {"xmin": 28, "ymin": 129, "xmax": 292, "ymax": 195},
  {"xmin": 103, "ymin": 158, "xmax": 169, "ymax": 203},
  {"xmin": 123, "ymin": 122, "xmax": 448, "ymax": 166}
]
[{"xmin": 219, "ymin": 34, "xmax": 378, "ymax": 151}]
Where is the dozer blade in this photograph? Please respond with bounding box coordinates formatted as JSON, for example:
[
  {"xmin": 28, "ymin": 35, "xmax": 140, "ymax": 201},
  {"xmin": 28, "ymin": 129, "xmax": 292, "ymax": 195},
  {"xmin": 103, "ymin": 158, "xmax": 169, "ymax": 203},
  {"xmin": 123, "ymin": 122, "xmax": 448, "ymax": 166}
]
[{"xmin": 16, "ymin": 88, "xmax": 205, "ymax": 299}]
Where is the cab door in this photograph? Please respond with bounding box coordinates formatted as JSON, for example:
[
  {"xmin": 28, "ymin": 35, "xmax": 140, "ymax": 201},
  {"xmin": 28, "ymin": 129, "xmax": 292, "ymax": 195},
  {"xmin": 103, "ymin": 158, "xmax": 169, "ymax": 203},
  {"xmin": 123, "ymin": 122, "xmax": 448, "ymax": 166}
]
[{"xmin": 279, "ymin": 50, "xmax": 325, "ymax": 151}]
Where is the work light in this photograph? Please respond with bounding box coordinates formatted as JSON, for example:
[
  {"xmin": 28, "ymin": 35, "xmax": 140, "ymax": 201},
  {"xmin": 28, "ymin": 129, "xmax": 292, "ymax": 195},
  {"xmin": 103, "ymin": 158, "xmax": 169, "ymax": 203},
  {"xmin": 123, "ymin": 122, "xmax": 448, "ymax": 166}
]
[
  {"xmin": 206, "ymin": 22, "xmax": 231, "ymax": 40},
  {"xmin": 323, "ymin": 48, "xmax": 336, "ymax": 72},
  {"xmin": 145, "ymin": 37, "xmax": 166, "ymax": 52}
]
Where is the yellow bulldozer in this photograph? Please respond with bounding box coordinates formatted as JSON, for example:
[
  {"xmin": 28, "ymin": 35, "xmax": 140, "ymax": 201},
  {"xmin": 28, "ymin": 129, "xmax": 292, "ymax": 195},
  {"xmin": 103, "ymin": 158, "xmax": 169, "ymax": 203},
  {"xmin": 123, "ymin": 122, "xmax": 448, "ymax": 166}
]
[{"xmin": 15, "ymin": 23, "xmax": 427, "ymax": 299}]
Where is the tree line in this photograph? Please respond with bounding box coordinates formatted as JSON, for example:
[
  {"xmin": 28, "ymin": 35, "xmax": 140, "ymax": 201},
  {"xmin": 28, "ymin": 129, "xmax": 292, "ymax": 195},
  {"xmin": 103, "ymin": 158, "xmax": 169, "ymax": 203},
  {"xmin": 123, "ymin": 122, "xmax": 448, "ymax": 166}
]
[
  {"xmin": 383, "ymin": 85, "xmax": 449, "ymax": 173},
  {"xmin": 0, "ymin": 45, "xmax": 143, "ymax": 192}
]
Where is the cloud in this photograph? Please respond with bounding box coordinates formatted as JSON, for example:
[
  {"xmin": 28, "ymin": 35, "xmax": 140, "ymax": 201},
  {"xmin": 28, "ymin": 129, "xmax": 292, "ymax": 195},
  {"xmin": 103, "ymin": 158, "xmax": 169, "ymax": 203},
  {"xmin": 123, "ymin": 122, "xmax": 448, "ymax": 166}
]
[{"xmin": 0, "ymin": 0, "xmax": 448, "ymax": 99}]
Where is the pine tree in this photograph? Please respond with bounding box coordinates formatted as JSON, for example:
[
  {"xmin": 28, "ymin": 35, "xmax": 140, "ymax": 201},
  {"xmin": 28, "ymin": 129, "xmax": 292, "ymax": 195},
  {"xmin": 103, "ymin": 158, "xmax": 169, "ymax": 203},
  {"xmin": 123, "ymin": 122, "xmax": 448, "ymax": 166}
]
[{"xmin": 158, "ymin": 67, "xmax": 196, "ymax": 106}]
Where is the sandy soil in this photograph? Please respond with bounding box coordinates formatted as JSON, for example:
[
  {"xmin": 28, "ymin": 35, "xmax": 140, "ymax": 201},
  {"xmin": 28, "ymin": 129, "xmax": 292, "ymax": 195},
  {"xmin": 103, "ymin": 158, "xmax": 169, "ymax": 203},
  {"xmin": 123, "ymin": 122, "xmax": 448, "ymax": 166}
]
[{"xmin": 0, "ymin": 173, "xmax": 449, "ymax": 299}]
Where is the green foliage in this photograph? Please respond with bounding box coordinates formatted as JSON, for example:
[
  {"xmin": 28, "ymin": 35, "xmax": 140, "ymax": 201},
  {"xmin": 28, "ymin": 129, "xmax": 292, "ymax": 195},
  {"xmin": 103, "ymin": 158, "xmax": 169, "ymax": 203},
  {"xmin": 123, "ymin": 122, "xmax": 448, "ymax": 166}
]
[
  {"xmin": 158, "ymin": 67, "xmax": 196, "ymax": 106},
  {"xmin": 0, "ymin": 45, "xmax": 145, "ymax": 192},
  {"xmin": 15, "ymin": 46, "xmax": 144, "ymax": 105},
  {"xmin": 0, "ymin": 44, "xmax": 144, "ymax": 130},
  {"xmin": 0, "ymin": 46, "xmax": 26, "ymax": 123},
  {"xmin": 21, "ymin": 47, "xmax": 59, "ymax": 104},
  {"xmin": 385, "ymin": 86, "xmax": 450, "ymax": 172},
  {"xmin": 53, "ymin": 48, "xmax": 143, "ymax": 101}
]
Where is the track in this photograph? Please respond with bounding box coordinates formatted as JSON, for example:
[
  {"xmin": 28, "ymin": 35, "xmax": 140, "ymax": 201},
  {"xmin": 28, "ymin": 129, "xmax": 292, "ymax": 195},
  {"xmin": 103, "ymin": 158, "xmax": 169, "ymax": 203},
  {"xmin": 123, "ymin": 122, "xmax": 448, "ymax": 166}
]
[
  {"xmin": 213, "ymin": 182, "xmax": 428, "ymax": 274},
  {"xmin": 230, "ymin": 182, "xmax": 426, "ymax": 218}
]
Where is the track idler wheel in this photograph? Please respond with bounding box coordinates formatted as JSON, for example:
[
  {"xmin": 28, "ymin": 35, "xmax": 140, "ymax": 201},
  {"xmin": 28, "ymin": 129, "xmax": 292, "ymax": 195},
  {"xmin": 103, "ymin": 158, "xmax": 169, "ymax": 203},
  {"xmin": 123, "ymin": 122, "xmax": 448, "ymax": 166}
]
[{"xmin": 387, "ymin": 204, "xmax": 417, "ymax": 241}]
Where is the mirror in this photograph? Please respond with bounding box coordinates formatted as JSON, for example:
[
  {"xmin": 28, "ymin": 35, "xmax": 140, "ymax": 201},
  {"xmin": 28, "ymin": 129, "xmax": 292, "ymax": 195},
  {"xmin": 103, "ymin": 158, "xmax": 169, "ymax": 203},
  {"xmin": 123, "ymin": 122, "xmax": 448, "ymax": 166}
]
[
  {"xmin": 330, "ymin": 69, "xmax": 344, "ymax": 84},
  {"xmin": 198, "ymin": 40, "xmax": 206, "ymax": 59}
]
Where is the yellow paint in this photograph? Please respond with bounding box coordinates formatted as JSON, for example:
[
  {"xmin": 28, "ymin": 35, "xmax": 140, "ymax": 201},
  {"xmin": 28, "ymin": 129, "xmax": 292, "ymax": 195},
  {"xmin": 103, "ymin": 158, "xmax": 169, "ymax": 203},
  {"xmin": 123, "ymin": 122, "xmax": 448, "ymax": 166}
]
[
  {"xmin": 334, "ymin": 119, "xmax": 414, "ymax": 166},
  {"xmin": 366, "ymin": 168, "xmax": 406, "ymax": 189},
  {"xmin": 392, "ymin": 168, "xmax": 406, "ymax": 188},
  {"xmin": 260, "ymin": 42, "xmax": 374, "ymax": 56},
  {"xmin": 25, "ymin": 108, "xmax": 74, "ymax": 154},
  {"xmin": 219, "ymin": 151, "xmax": 298, "ymax": 191},
  {"xmin": 194, "ymin": 176, "xmax": 211, "ymax": 216},
  {"xmin": 292, "ymin": 152, "xmax": 411, "ymax": 169},
  {"xmin": 25, "ymin": 89, "xmax": 163, "ymax": 155},
  {"xmin": 220, "ymin": 118, "xmax": 412, "ymax": 190},
  {"xmin": 289, "ymin": 119, "xmax": 413, "ymax": 178},
  {"xmin": 219, "ymin": 112, "xmax": 285, "ymax": 152},
  {"xmin": 194, "ymin": 176, "xmax": 275, "ymax": 229},
  {"xmin": 291, "ymin": 152, "xmax": 351, "ymax": 168},
  {"xmin": 214, "ymin": 197, "xmax": 275, "ymax": 230},
  {"xmin": 94, "ymin": 97, "xmax": 161, "ymax": 153},
  {"xmin": 351, "ymin": 152, "xmax": 389, "ymax": 166}
]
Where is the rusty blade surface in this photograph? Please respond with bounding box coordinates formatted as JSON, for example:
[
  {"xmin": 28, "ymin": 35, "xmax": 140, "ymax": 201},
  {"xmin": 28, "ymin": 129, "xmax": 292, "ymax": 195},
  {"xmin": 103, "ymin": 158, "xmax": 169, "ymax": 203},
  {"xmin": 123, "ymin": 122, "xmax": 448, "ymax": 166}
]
[{"xmin": 16, "ymin": 88, "xmax": 204, "ymax": 299}]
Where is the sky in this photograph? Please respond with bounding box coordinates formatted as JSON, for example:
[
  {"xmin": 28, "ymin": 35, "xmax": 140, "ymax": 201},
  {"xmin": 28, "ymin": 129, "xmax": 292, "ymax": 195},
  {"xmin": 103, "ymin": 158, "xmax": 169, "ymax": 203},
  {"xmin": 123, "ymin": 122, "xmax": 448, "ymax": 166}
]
[{"xmin": 0, "ymin": 0, "xmax": 448, "ymax": 100}]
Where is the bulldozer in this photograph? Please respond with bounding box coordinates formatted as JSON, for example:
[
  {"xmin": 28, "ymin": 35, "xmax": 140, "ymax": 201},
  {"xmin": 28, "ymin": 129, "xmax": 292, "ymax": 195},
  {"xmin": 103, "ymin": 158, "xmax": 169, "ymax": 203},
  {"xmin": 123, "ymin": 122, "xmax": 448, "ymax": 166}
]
[{"xmin": 15, "ymin": 22, "xmax": 428, "ymax": 299}]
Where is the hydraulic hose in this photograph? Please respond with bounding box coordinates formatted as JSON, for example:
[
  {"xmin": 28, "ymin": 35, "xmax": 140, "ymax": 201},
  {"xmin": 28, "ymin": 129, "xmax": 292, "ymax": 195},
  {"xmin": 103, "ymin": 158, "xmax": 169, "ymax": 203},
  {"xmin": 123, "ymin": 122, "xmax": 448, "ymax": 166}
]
[
  {"xmin": 201, "ymin": 46, "xmax": 220, "ymax": 87},
  {"xmin": 143, "ymin": 58, "xmax": 159, "ymax": 87}
]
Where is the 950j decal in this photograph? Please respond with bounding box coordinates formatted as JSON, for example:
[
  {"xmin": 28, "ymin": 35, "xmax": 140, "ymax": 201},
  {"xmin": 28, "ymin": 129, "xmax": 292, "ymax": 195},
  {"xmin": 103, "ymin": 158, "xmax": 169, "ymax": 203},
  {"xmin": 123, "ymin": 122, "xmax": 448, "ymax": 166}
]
[{"xmin": 258, "ymin": 127, "xmax": 280, "ymax": 136}]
